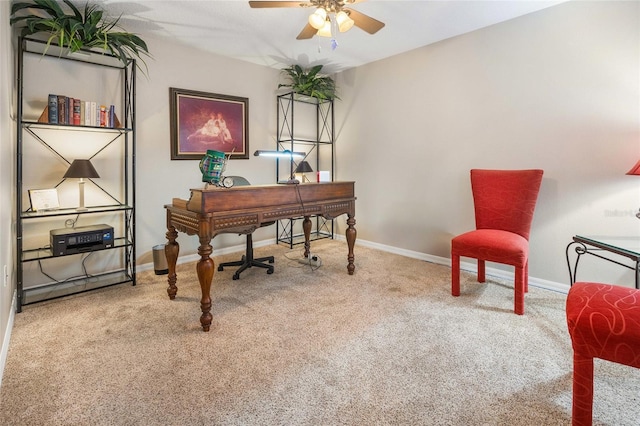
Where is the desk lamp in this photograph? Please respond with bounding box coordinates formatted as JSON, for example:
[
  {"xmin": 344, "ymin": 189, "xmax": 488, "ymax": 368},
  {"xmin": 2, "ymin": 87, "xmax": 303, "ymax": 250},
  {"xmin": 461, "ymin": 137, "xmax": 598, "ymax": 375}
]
[
  {"xmin": 254, "ymin": 150, "xmax": 306, "ymax": 184},
  {"xmin": 295, "ymin": 161, "xmax": 314, "ymax": 183},
  {"xmin": 63, "ymin": 159, "xmax": 100, "ymax": 210},
  {"xmin": 626, "ymin": 159, "xmax": 640, "ymax": 219}
]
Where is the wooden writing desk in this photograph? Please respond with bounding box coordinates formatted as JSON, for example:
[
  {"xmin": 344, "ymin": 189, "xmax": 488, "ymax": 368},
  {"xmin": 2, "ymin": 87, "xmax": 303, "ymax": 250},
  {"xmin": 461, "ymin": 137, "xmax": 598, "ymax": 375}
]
[{"xmin": 165, "ymin": 181, "xmax": 357, "ymax": 331}]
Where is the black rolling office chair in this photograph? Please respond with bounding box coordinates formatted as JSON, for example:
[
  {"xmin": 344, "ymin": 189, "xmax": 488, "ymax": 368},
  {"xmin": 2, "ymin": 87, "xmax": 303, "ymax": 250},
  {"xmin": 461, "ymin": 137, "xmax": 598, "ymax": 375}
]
[{"xmin": 217, "ymin": 176, "xmax": 275, "ymax": 280}]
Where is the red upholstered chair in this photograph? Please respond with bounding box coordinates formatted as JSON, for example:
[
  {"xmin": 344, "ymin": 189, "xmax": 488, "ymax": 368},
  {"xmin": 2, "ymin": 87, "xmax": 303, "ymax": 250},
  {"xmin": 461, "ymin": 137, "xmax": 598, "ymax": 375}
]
[
  {"xmin": 566, "ymin": 282, "xmax": 640, "ymax": 426},
  {"xmin": 451, "ymin": 169, "xmax": 544, "ymax": 315}
]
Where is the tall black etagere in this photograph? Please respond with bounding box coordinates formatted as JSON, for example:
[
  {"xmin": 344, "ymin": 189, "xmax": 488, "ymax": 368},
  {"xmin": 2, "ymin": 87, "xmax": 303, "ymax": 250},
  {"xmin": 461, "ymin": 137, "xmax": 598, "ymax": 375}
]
[
  {"xmin": 15, "ymin": 37, "xmax": 136, "ymax": 311},
  {"xmin": 275, "ymin": 92, "xmax": 335, "ymax": 248}
]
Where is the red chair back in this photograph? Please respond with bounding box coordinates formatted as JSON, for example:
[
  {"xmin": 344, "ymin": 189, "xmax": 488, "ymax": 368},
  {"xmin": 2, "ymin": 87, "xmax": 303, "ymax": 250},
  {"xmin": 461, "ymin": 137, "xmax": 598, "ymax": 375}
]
[{"xmin": 471, "ymin": 169, "xmax": 543, "ymax": 240}]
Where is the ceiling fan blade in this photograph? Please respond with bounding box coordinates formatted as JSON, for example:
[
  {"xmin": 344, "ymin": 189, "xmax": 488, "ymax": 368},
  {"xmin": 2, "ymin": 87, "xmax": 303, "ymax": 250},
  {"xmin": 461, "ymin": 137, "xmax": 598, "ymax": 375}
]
[
  {"xmin": 249, "ymin": 1, "xmax": 311, "ymax": 8},
  {"xmin": 296, "ymin": 23, "xmax": 318, "ymax": 40},
  {"xmin": 345, "ymin": 7, "xmax": 385, "ymax": 34}
]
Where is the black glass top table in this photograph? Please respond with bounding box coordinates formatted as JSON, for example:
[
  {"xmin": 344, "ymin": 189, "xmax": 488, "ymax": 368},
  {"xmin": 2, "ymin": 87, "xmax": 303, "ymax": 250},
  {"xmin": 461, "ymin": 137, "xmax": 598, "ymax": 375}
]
[{"xmin": 566, "ymin": 235, "xmax": 640, "ymax": 289}]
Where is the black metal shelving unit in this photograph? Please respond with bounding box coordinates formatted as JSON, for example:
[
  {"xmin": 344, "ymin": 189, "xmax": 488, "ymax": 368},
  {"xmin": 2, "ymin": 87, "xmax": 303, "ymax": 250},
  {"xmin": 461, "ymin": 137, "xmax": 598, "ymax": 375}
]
[
  {"xmin": 275, "ymin": 92, "xmax": 335, "ymax": 248},
  {"xmin": 15, "ymin": 37, "xmax": 136, "ymax": 311}
]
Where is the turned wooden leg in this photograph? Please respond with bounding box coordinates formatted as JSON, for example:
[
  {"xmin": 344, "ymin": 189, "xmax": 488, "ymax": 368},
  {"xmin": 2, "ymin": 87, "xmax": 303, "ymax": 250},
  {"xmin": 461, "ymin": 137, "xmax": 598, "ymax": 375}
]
[
  {"xmin": 165, "ymin": 224, "xmax": 179, "ymax": 299},
  {"xmin": 346, "ymin": 215, "xmax": 356, "ymax": 275},
  {"xmin": 303, "ymin": 216, "xmax": 312, "ymax": 258},
  {"xmin": 197, "ymin": 236, "xmax": 214, "ymax": 332}
]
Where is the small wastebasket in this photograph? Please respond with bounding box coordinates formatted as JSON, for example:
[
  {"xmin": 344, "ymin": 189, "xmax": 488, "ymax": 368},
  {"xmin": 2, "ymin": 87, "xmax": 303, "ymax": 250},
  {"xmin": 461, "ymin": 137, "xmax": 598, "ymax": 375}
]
[{"xmin": 152, "ymin": 244, "xmax": 168, "ymax": 275}]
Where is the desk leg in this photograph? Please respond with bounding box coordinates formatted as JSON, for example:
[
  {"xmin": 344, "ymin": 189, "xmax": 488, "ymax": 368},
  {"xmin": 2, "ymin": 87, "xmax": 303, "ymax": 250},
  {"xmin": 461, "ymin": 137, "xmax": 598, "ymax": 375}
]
[
  {"xmin": 197, "ymin": 235, "xmax": 214, "ymax": 332},
  {"xmin": 346, "ymin": 214, "xmax": 356, "ymax": 275},
  {"xmin": 303, "ymin": 216, "xmax": 312, "ymax": 258},
  {"xmin": 165, "ymin": 224, "xmax": 179, "ymax": 299}
]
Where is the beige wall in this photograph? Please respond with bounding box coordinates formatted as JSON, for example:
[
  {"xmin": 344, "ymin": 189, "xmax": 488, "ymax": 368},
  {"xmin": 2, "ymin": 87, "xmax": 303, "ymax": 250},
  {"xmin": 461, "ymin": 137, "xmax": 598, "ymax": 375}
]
[
  {"xmin": 334, "ymin": 0, "xmax": 640, "ymax": 286},
  {"xmin": 134, "ymin": 34, "xmax": 282, "ymax": 264}
]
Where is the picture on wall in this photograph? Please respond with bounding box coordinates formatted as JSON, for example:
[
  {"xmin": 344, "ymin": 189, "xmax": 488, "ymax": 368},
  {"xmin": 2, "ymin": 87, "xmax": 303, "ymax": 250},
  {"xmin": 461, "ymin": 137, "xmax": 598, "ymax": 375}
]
[{"xmin": 169, "ymin": 87, "xmax": 249, "ymax": 160}]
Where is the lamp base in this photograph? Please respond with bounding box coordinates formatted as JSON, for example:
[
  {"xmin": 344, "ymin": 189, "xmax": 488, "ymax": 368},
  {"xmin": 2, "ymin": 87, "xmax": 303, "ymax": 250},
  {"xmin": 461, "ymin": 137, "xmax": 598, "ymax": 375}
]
[{"xmin": 277, "ymin": 178, "xmax": 300, "ymax": 185}]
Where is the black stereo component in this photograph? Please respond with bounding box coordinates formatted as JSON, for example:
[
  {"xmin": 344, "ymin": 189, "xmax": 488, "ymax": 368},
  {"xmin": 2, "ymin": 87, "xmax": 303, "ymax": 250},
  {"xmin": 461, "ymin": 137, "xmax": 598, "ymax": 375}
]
[{"xmin": 50, "ymin": 224, "xmax": 114, "ymax": 256}]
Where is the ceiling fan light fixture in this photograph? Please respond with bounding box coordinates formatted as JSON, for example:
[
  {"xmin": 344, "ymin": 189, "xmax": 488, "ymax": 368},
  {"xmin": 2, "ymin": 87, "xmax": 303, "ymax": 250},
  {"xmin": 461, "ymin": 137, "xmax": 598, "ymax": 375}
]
[
  {"xmin": 309, "ymin": 8, "xmax": 327, "ymax": 30},
  {"xmin": 317, "ymin": 18, "xmax": 332, "ymax": 37},
  {"xmin": 336, "ymin": 10, "xmax": 354, "ymax": 33}
]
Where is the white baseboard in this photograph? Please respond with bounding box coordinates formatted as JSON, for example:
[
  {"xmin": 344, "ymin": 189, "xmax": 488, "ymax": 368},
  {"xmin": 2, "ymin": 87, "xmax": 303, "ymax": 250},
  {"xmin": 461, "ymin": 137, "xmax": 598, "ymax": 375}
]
[
  {"xmin": 335, "ymin": 235, "xmax": 570, "ymax": 295},
  {"xmin": 0, "ymin": 289, "xmax": 16, "ymax": 388},
  {"xmin": 136, "ymin": 235, "xmax": 570, "ymax": 295}
]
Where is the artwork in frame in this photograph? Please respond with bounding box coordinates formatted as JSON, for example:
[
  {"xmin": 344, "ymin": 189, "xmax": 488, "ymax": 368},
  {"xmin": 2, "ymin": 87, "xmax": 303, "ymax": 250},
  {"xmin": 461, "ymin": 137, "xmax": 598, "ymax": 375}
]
[{"xmin": 169, "ymin": 87, "xmax": 249, "ymax": 160}]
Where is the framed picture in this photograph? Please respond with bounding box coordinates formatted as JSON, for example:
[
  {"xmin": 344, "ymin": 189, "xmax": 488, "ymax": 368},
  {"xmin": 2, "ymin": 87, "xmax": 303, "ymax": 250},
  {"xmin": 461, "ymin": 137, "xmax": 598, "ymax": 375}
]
[
  {"xmin": 169, "ymin": 87, "xmax": 249, "ymax": 160},
  {"xmin": 28, "ymin": 188, "xmax": 60, "ymax": 211}
]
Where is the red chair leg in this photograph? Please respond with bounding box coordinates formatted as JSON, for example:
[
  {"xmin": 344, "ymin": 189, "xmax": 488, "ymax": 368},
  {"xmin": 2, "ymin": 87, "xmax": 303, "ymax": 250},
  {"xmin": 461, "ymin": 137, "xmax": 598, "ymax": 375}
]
[
  {"xmin": 572, "ymin": 353, "xmax": 594, "ymax": 426},
  {"xmin": 451, "ymin": 254, "xmax": 460, "ymax": 296},
  {"xmin": 514, "ymin": 266, "xmax": 525, "ymax": 315},
  {"xmin": 477, "ymin": 259, "xmax": 486, "ymax": 282},
  {"xmin": 524, "ymin": 261, "xmax": 529, "ymax": 293}
]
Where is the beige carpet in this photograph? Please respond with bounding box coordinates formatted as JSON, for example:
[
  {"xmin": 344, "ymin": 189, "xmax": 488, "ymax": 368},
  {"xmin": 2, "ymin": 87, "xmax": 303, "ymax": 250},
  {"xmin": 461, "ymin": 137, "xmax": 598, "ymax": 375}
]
[{"xmin": 1, "ymin": 240, "xmax": 639, "ymax": 425}]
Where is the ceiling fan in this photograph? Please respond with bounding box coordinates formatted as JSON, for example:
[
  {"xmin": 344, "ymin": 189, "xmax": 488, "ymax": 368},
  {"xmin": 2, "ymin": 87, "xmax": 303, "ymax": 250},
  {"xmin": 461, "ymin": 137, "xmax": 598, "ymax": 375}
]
[{"xmin": 248, "ymin": 0, "xmax": 385, "ymax": 40}]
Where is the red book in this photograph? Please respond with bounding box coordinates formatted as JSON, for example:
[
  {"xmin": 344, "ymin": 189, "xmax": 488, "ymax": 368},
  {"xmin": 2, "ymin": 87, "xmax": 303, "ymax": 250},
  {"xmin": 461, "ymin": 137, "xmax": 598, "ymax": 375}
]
[
  {"xmin": 57, "ymin": 96, "xmax": 66, "ymax": 124},
  {"xmin": 73, "ymin": 99, "xmax": 81, "ymax": 125}
]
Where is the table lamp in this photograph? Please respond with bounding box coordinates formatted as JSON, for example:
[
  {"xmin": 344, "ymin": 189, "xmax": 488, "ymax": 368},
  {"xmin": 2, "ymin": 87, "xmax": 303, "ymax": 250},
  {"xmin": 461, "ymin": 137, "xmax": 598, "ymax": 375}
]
[
  {"xmin": 63, "ymin": 159, "xmax": 100, "ymax": 210},
  {"xmin": 295, "ymin": 161, "xmax": 314, "ymax": 183},
  {"xmin": 626, "ymin": 159, "xmax": 640, "ymax": 219}
]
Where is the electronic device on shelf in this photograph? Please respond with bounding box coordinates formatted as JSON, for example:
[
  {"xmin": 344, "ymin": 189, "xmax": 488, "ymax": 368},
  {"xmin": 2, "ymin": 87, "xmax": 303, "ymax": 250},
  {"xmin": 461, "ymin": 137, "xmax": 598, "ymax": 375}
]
[{"xmin": 50, "ymin": 224, "xmax": 114, "ymax": 256}]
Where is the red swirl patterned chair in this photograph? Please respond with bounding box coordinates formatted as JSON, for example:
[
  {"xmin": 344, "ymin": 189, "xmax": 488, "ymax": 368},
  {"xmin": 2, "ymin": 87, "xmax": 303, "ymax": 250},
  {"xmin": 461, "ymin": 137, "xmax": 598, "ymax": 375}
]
[
  {"xmin": 451, "ymin": 169, "xmax": 544, "ymax": 315},
  {"xmin": 566, "ymin": 282, "xmax": 640, "ymax": 426}
]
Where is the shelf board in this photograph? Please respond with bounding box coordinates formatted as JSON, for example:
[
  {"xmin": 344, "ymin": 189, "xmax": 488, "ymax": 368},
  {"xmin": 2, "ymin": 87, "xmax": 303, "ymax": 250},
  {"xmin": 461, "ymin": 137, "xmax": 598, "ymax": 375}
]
[
  {"xmin": 21, "ymin": 205, "xmax": 133, "ymax": 219},
  {"xmin": 277, "ymin": 138, "xmax": 333, "ymax": 145},
  {"xmin": 23, "ymin": 37, "xmax": 126, "ymax": 69},
  {"xmin": 277, "ymin": 231, "xmax": 333, "ymax": 247},
  {"xmin": 22, "ymin": 270, "xmax": 134, "ymax": 305},
  {"xmin": 22, "ymin": 237, "xmax": 132, "ymax": 262},
  {"xmin": 277, "ymin": 92, "xmax": 333, "ymax": 105},
  {"xmin": 22, "ymin": 120, "xmax": 132, "ymax": 133}
]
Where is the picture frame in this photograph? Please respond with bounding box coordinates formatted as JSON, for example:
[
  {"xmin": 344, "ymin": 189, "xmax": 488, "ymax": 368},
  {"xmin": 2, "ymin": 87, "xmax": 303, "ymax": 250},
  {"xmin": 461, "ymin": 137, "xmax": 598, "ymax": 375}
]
[
  {"xmin": 169, "ymin": 87, "xmax": 249, "ymax": 160},
  {"xmin": 28, "ymin": 188, "xmax": 60, "ymax": 211}
]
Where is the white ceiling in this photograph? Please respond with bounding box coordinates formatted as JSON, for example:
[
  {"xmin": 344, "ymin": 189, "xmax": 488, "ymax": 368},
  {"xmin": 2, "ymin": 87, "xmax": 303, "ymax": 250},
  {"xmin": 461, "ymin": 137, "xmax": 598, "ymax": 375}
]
[{"xmin": 101, "ymin": 0, "xmax": 566, "ymax": 74}]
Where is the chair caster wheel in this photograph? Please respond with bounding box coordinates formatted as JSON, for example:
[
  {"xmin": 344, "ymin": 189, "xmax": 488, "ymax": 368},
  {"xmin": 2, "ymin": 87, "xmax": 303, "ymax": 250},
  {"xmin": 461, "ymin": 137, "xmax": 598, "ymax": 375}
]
[
  {"xmin": 217, "ymin": 266, "xmax": 224, "ymax": 271},
  {"xmin": 232, "ymin": 274, "xmax": 239, "ymax": 280},
  {"xmin": 267, "ymin": 269, "xmax": 274, "ymax": 274}
]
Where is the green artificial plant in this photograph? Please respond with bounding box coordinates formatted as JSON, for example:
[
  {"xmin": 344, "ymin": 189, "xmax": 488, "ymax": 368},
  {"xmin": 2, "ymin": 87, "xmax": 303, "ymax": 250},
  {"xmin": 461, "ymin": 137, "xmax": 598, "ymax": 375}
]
[
  {"xmin": 279, "ymin": 64, "xmax": 338, "ymax": 101},
  {"xmin": 10, "ymin": 0, "xmax": 151, "ymax": 71}
]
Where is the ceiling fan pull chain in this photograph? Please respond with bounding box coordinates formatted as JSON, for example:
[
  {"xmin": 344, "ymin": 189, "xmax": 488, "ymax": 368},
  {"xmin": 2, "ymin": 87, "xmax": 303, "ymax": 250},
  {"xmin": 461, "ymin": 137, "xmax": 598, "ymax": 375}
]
[{"xmin": 331, "ymin": 15, "xmax": 339, "ymax": 50}]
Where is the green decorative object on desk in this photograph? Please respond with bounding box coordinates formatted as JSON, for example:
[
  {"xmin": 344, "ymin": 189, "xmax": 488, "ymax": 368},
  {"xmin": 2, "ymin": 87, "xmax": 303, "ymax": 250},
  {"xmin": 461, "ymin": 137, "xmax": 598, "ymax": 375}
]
[{"xmin": 10, "ymin": 0, "xmax": 151, "ymax": 72}]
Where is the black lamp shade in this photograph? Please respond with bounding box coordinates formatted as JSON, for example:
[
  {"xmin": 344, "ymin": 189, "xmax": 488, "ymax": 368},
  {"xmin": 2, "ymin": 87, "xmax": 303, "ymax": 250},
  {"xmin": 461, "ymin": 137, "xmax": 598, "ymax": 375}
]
[
  {"xmin": 63, "ymin": 159, "xmax": 100, "ymax": 179},
  {"xmin": 295, "ymin": 161, "xmax": 313, "ymax": 173}
]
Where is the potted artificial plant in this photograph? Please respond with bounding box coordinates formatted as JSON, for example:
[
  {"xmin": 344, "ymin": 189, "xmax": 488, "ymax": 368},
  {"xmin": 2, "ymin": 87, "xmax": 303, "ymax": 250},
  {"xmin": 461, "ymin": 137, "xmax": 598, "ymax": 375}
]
[
  {"xmin": 279, "ymin": 64, "xmax": 338, "ymax": 101},
  {"xmin": 10, "ymin": 0, "xmax": 151, "ymax": 71}
]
